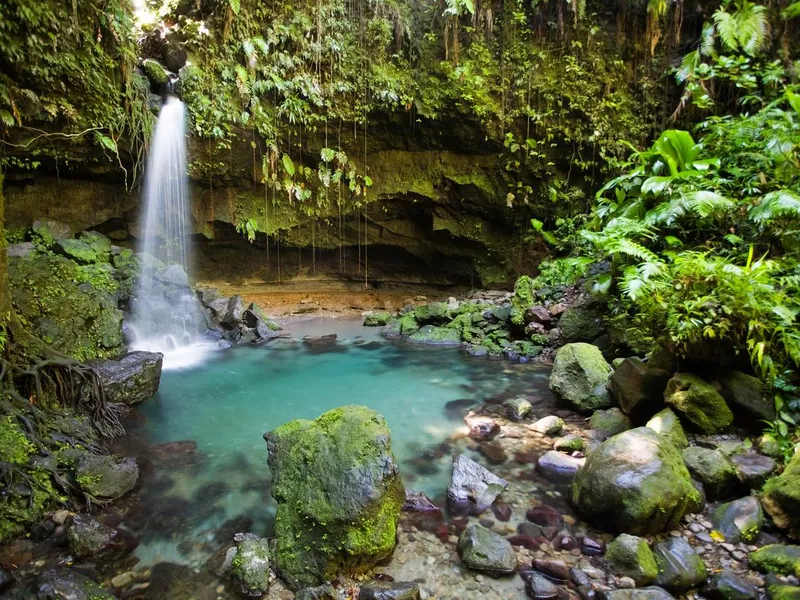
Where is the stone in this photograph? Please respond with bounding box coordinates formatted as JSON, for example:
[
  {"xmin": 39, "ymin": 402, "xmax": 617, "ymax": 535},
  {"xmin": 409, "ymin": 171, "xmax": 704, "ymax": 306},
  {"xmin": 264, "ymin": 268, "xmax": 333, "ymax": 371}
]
[
  {"xmin": 526, "ymin": 505, "xmax": 563, "ymax": 528},
  {"xmin": 537, "ymin": 451, "xmax": 584, "ymax": 482},
  {"xmin": 765, "ymin": 576, "xmax": 800, "ymax": 600},
  {"xmin": 265, "ymin": 406, "xmax": 405, "ymax": 588},
  {"xmin": 364, "ymin": 312, "xmax": 393, "ymax": 326},
  {"xmin": 652, "ymin": 537, "xmax": 707, "ymax": 592},
  {"xmin": 294, "ymin": 584, "xmax": 338, "ymax": 600},
  {"xmin": 222, "ymin": 295, "xmax": 246, "ymax": 329},
  {"xmin": 230, "ymin": 533, "xmax": 270, "ymax": 596},
  {"xmin": 581, "ymin": 537, "xmax": 605, "ymax": 556},
  {"xmin": 32, "ymin": 219, "xmax": 73, "ymax": 245},
  {"xmin": 749, "ymin": 545, "xmax": 800, "ymax": 577},
  {"xmin": 25, "ymin": 568, "xmax": 114, "ymax": 600},
  {"xmin": 712, "ymin": 496, "xmax": 763, "ymax": 543},
  {"xmin": 610, "ymin": 358, "xmax": 671, "ymax": 420},
  {"xmin": 717, "ymin": 369, "xmax": 775, "ymax": 422},
  {"xmin": 532, "ymin": 558, "xmax": 569, "ymax": 582},
  {"xmin": 467, "ymin": 416, "xmax": 501, "ymax": 441},
  {"xmin": 531, "ymin": 416, "xmax": 565, "ymax": 435},
  {"xmin": 729, "ymin": 454, "xmax": 777, "ymax": 489},
  {"xmin": 589, "ymin": 408, "xmax": 632, "ymax": 437},
  {"xmin": 526, "ymin": 571, "xmax": 560, "ymax": 599},
  {"xmin": 599, "ymin": 587, "xmax": 675, "ymax": 600},
  {"xmin": 402, "ymin": 490, "xmax": 441, "ymax": 514},
  {"xmin": 646, "ymin": 408, "xmax": 688, "ymax": 449},
  {"xmin": 526, "ymin": 305, "xmax": 552, "ymax": 325},
  {"xmin": 6, "ymin": 241, "xmax": 35, "ymax": 258},
  {"xmin": 664, "ymin": 373, "xmax": 734, "ymax": 434},
  {"xmin": 67, "ymin": 514, "xmax": 117, "ymax": 559},
  {"xmin": 605, "ymin": 534, "xmax": 658, "ymax": 585},
  {"xmin": 55, "ymin": 238, "xmax": 97, "ymax": 264},
  {"xmin": 550, "ymin": 343, "xmax": 613, "ymax": 413},
  {"xmin": 144, "ymin": 562, "xmax": 219, "ymax": 600},
  {"xmin": 703, "ymin": 571, "xmax": 759, "ymax": 600},
  {"xmin": 89, "ymin": 351, "xmax": 163, "ymax": 405},
  {"xmin": 681, "ymin": 446, "xmax": 737, "ymax": 500},
  {"xmin": 77, "ymin": 230, "xmax": 112, "ymax": 259},
  {"xmin": 758, "ymin": 433, "xmax": 783, "ymax": 459},
  {"xmin": 559, "ymin": 305, "xmax": 605, "ymax": 343},
  {"xmin": 142, "ymin": 58, "xmax": 169, "ymax": 85},
  {"xmin": 571, "ymin": 427, "xmax": 700, "ymax": 535},
  {"xmin": 554, "ymin": 434, "xmax": 585, "ymax": 453},
  {"xmin": 359, "ymin": 581, "xmax": 421, "ymax": 600},
  {"xmin": 413, "ymin": 302, "xmax": 449, "ymax": 324},
  {"xmin": 506, "ymin": 397, "xmax": 533, "ymax": 421},
  {"xmin": 762, "ymin": 450, "xmax": 800, "ymax": 536},
  {"xmin": 407, "ymin": 325, "xmax": 462, "ymax": 346},
  {"xmin": 447, "ymin": 454, "xmax": 508, "ymax": 516},
  {"xmin": 457, "ymin": 524, "xmax": 517, "ymax": 576},
  {"xmin": 74, "ymin": 453, "xmax": 138, "ymax": 500}
]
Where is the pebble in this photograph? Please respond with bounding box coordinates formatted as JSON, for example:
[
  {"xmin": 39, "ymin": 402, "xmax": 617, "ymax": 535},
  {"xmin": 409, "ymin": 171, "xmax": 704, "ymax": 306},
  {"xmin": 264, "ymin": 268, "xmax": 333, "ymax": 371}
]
[
  {"xmin": 689, "ymin": 523, "xmax": 704, "ymax": 533},
  {"xmin": 427, "ymin": 556, "xmax": 436, "ymax": 565},
  {"xmin": 584, "ymin": 567, "xmax": 605, "ymax": 580},
  {"xmin": 52, "ymin": 510, "xmax": 70, "ymax": 525},
  {"xmin": 733, "ymin": 550, "xmax": 747, "ymax": 561},
  {"xmin": 696, "ymin": 532, "xmax": 714, "ymax": 543},
  {"xmin": 618, "ymin": 577, "xmax": 636, "ymax": 589},
  {"xmin": 721, "ymin": 543, "xmax": 736, "ymax": 552},
  {"xmin": 111, "ymin": 572, "xmax": 134, "ymax": 589}
]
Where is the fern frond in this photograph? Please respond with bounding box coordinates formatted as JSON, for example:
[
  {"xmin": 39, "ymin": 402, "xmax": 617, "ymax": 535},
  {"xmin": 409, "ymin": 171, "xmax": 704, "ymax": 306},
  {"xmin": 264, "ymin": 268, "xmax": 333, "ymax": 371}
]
[
  {"xmin": 750, "ymin": 189, "xmax": 800, "ymax": 223},
  {"xmin": 713, "ymin": 10, "xmax": 739, "ymax": 52}
]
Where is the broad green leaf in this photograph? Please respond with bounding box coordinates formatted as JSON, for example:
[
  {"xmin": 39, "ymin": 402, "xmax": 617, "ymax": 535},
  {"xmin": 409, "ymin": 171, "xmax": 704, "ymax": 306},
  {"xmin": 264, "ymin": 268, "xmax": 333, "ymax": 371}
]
[{"xmin": 282, "ymin": 154, "xmax": 295, "ymax": 177}]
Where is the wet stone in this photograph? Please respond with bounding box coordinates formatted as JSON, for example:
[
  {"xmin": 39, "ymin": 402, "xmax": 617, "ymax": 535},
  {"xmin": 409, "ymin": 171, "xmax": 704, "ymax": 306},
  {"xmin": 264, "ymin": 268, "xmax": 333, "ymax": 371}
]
[
  {"xmin": 533, "ymin": 558, "xmax": 570, "ymax": 582},
  {"xmin": 703, "ymin": 572, "xmax": 759, "ymax": 600},
  {"xmin": 526, "ymin": 572, "xmax": 560, "ymax": 599},
  {"xmin": 527, "ymin": 505, "xmax": 563, "ymax": 528},
  {"xmin": 359, "ymin": 581, "xmax": 422, "ymax": 600},
  {"xmin": 537, "ymin": 451, "xmax": 584, "ymax": 482},
  {"xmin": 580, "ymin": 537, "xmax": 605, "ymax": 556},
  {"xmin": 492, "ymin": 502, "xmax": 512, "ymax": 522},
  {"xmin": 467, "ymin": 417, "xmax": 501, "ymax": 441},
  {"xmin": 730, "ymin": 453, "xmax": 777, "ymax": 489}
]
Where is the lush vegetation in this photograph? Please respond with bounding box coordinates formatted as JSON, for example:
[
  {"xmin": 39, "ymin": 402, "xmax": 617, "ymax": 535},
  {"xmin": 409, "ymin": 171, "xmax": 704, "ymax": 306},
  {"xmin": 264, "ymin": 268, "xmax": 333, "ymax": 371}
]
[{"xmin": 532, "ymin": 0, "xmax": 800, "ymax": 451}]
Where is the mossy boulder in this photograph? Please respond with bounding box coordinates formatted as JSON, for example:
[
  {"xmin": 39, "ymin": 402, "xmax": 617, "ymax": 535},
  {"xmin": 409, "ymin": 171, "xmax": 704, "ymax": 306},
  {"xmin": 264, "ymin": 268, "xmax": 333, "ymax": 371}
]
[
  {"xmin": 590, "ymin": 407, "xmax": 633, "ymax": 437},
  {"xmin": 717, "ymin": 369, "xmax": 775, "ymax": 423},
  {"xmin": 89, "ymin": 351, "xmax": 163, "ymax": 405},
  {"xmin": 9, "ymin": 254, "xmax": 124, "ymax": 361},
  {"xmin": 456, "ymin": 524, "xmax": 517, "ymax": 577},
  {"xmin": 230, "ymin": 533, "xmax": 270, "ymax": 596},
  {"xmin": 142, "ymin": 58, "xmax": 170, "ymax": 85},
  {"xmin": 24, "ymin": 568, "xmax": 115, "ymax": 600},
  {"xmin": 646, "ymin": 408, "xmax": 688, "ymax": 449},
  {"xmin": 74, "ymin": 453, "xmax": 139, "ymax": 500},
  {"xmin": 703, "ymin": 572, "xmax": 759, "ymax": 600},
  {"xmin": 78, "ymin": 230, "xmax": 112, "ymax": 261},
  {"xmin": 559, "ymin": 304, "xmax": 606, "ymax": 343},
  {"xmin": 554, "ymin": 434, "xmax": 585, "ymax": 452},
  {"xmin": 265, "ymin": 406, "xmax": 405, "ymax": 588},
  {"xmin": 765, "ymin": 577, "xmax": 800, "ymax": 600},
  {"xmin": 652, "ymin": 537, "xmax": 707, "ymax": 592},
  {"xmin": 572, "ymin": 427, "xmax": 700, "ymax": 535},
  {"xmin": 54, "ymin": 238, "xmax": 98, "ymax": 264},
  {"xmin": 712, "ymin": 496, "xmax": 763, "ymax": 543},
  {"xmin": 550, "ymin": 343, "xmax": 613, "ymax": 413},
  {"xmin": 762, "ymin": 450, "xmax": 800, "ymax": 537},
  {"xmin": 605, "ymin": 534, "xmax": 658, "ymax": 585},
  {"xmin": 31, "ymin": 219, "xmax": 73, "ymax": 248},
  {"xmin": 413, "ymin": 302, "xmax": 449, "ymax": 324},
  {"xmin": 364, "ymin": 312, "xmax": 393, "ymax": 327},
  {"xmin": 664, "ymin": 373, "xmax": 733, "ymax": 434},
  {"xmin": 749, "ymin": 545, "xmax": 800, "ymax": 577},
  {"xmin": 681, "ymin": 446, "xmax": 737, "ymax": 501},
  {"xmin": 610, "ymin": 358, "xmax": 670, "ymax": 420},
  {"xmin": 407, "ymin": 325, "xmax": 462, "ymax": 346}
]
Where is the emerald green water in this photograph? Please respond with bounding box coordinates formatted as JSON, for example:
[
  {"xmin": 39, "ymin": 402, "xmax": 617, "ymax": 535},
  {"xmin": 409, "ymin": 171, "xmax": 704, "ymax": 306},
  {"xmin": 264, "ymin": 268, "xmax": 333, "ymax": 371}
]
[{"xmin": 120, "ymin": 317, "xmax": 551, "ymax": 567}]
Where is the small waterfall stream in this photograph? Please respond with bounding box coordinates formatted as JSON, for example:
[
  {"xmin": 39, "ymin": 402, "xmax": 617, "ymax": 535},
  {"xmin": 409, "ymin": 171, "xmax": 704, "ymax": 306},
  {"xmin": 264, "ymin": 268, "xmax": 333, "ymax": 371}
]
[{"xmin": 129, "ymin": 96, "xmax": 213, "ymax": 369}]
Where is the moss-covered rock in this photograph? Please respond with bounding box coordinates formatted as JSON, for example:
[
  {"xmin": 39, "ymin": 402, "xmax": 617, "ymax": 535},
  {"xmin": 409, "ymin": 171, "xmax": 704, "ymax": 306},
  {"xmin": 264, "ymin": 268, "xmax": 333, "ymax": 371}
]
[
  {"xmin": 78, "ymin": 230, "xmax": 112, "ymax": 261},
  {"xmin": 590, "ymin": 407, "xmax": 633, "ymax": 437},
  {"xmin": 762, "ymin": 450, "xmax": 800, "ymax": 537},
  {"xmin": 54, "ymin": 238, "xmax": 98, "ymax": 264},
  {"xmin": 364, "ymin": 312, "xmax": 393, "ymax": 326},
  {"xmin": 652, "ymin": 537, "xmax": 707, "ymax": 592},
  {"xmin": 605, "ymin": 534, "xmax": 658, "ymax": 585},
  {"xmin": 231, "ymin": 533, "xmax": 270, "ymax": 596},
  {"xmin": 89, "ymin": 351, "xmax": 163, "ymax": 406},
  {"xmin": 265, "ymin": 405, "xmax": 405, "ymax": 588},
  {"xmin": 407, "ymin": 325, "xmax": 462, "ymax": 346},
  {"xmin": 749, "ymin": 545, "xmax": 800, "ymax": 577},
  {"xmin": 142, "ymin": 58, "xmax": 170, "ymax": 85},
  {"xmin": 712, "ymin": 496, "xmax": 763, "ymax": 543},
  {"xmin": 74, "ymin": 453, "xmax": 139, "ymax": 500},
  {"xmin": 646, "ymin": 408, "xmax": 688, "ymax": 449},
  {"xmin": 717, "ymin": 369, "xmax": 775, "ymax": 423},
  {"xmin": 456, "ymin": 524, "xmax": 517, "ymax": 577},
  {"xmin": 9, "ymin": 254, "xmax": 124, "ymax": 361},
  {"xmin": 766, "ymin": 578, "xmax": 800, "ymax": 600},
  {"xmin": 610, "ymin": 357, "xmax": 670, "ymax": 420},
  {"xmin": 572, "ymin": 427, "xmax": 700, "ymax": 535},
  {"xmin": 559, "ymin": 304, "xmax": 606, "ymax": 343},
  {"xmin": 413, "ymin": 302, "xmax": 449, "ymax": 324},
  {"xmin": 664, "ymin": 373, "xmax": 733, "ymax": 434},
  {"xmin": 554, "ymin": 434, "xmax": 585, "ymax": 452},
  {"xmin": 550, "ymin": 343, "xmax": 613, "ymax": 413},
  {"xmin": 681, "ymin": 446, "xmax": 737, "ymax": 501},
  {"xmin": 24, "ymin": 568, "xmax": 115, "ymax": 600}
]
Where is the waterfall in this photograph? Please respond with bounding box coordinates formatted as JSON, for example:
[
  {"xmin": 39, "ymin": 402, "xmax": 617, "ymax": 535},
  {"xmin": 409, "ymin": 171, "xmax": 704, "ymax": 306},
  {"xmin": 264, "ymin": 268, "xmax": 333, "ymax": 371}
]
[{"xmin": 129, "ymin": 96, "xmax": 212, "ymax": 369}]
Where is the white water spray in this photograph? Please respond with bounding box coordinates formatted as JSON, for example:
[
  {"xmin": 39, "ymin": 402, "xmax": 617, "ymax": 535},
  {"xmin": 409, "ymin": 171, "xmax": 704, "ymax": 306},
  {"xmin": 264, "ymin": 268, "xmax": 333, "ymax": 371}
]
[{"xmin": 130, "ymin": 97, "xmax": 213, "ymax": 369}]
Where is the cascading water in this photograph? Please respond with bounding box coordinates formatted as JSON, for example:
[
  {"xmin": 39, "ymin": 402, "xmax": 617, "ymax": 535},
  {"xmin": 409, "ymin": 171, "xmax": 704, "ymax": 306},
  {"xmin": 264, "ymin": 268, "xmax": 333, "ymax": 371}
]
[{"xmin": 129, "ymin": 96, "xmax": 212, "ymax": 369}]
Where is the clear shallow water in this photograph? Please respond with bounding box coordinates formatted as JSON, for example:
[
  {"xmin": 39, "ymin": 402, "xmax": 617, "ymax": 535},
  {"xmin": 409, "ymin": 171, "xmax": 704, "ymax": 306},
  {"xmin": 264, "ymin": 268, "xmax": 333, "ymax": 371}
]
[{"xmin": 120, "ymin": 317, "xmax": 551, "ymax": 567}]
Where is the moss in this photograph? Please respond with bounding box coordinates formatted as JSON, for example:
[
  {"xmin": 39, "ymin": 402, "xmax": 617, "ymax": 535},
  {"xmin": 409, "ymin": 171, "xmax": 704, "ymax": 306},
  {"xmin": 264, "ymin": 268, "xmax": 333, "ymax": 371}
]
[
  {"xmin": 55, "ymin": 238, "xmax": 98, "ymax": 264},
  {"xmin": 0, "ymin": 466, "xmax": 60, "ymax": 543},
  {"xmin": 0, "ymin": 415, "xmax": 36, "ymax": 464},
  {"xmin": 75, "ymin": 263, "xmax": 120, "ymax": 296},
  {"xmin": 363, "ymin": 312, "xmax": 392, "ymax": 326},
  {"xmin": 605, "ymin": 534, "xmax": 658, "ymax": 585},
  {"xmin": 749, "ymin": 545, "xmax": 800, "ymax": 577},
  {"xmin": 510, "ymin": 275, "xmax": 536, "ymax": 326},
  {"xmin": 664, "ymin": 373, "xmax": 733, "ymax": 434},
  {"xmin": 762, "ymin": 449, "xmax": 800, "ymax": 534},
  {"xmin": 398, "ymin": 314, "xmax": 419, "ymax": 336},
  {"xmin": 142, "ymin": 58, "xmax": 169, "ymax": 85}
]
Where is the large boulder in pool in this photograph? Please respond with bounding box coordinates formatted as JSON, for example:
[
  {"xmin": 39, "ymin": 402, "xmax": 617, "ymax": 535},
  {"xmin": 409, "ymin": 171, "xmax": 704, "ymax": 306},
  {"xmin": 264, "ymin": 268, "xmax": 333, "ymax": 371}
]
[
  {"xmin": 265, "ymin": 405, "xmax": 405, "ymax": 588},
  {"xmin": 550, "ymin": 343, "xmax": 613, "ymax": 413},
  {"xmin": 89, "ymin": 351, "xmax": 163, "ymax": 405},
  {"xmin": 571, "ymin": 427, "xmax": 700, "ymax": 535}
]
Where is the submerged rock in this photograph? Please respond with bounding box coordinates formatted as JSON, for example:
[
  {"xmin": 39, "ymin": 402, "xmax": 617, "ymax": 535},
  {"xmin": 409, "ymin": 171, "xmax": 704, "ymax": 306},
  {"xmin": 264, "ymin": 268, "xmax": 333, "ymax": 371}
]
[
  {"xmin": 25, "ymin": 568, "xmax": 114, "ymax": 600},
  {"xmin": 712, "ymin": 496, "xmax": 763, "ymax": 543},
  {"xmin": 359, "ymin": 581, "xmax": 421, "ymax": 600},
  {"xmin": 762, "ymin": 450, "xmax": 800, "ymax": 537},
  {"xmin": 230, "ymin": 532, "xmax": 270, "ymax": 597},
  {"xmin": 90, "ymin": 351, "xmax": 163, "ymax": 405},
  {"xmin": 645, "ymin": 408, "xmax": 688, "ymax": 449},
  {"xmin": 610, "ymin": 358, "xmax": 670, "ymax": 420},
  {"xmin": 664, "ymin": 373, "xmax": 733, "ymax": 434},
  {"xmin": 447, "ymin": 454, "xmax": 508, "ymax": 516},
  {"xmin": 652, "ymin": 537, "xmax": 707, "ymax": 592},
  {"xmin": 605, "ymin": 534, "xmax": 658, "ymax": 586},
  {"xmin": 550, "ymin": 343, "xmax": 613, "ymax": 413},
  {"xmin": 294, "ymin": 584, "xmax": 338, "ymax": 600},
  {"xmin": 526, "ymin": 571, "xmax": 560, "ymax": 599},
  {"xmin": 505, "ymin": 397, "xmax": 533, "ymax": 421},
  {"xmin": 265, "ymin": 405, "xmax": 405, "ymax": 588},
  {"xmin": 599, "ymin": 588, "xmax": 674, "ymax": 600},
  {"xmin": 457, "ymin": 524, "xmax": 517, "ymax": 576},
  {"xmin": 571, "ymin": 427, "xmax": 700, "ymax": 535}
]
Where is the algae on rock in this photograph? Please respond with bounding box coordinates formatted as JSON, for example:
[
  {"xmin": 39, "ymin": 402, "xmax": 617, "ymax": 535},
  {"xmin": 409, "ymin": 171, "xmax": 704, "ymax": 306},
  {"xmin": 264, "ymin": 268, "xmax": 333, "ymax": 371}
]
[{"xmin": 265, "ymin": 405, "xmax": 405, "ymax": 589}]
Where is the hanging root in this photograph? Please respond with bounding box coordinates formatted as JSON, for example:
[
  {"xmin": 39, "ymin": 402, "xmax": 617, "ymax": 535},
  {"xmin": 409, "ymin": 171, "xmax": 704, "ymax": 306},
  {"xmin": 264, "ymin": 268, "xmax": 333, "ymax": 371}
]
[{"xmin": 17, "ymin": 359, "xmax": 127, "ymax": 438}]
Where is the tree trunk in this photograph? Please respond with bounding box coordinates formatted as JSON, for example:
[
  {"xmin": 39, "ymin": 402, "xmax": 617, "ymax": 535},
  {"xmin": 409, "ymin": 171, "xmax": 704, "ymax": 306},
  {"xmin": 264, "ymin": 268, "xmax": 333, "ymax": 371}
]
[{"xmin": 0, "ymin": 173, "xmax": 11, "ymax": 319}]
